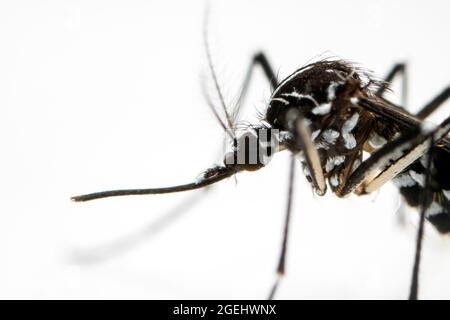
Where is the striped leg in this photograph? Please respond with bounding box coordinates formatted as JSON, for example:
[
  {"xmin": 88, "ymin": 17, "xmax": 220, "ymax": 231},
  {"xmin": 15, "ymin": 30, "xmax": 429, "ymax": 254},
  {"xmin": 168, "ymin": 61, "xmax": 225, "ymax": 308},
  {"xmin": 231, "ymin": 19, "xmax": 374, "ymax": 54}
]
[
  {"xmin": 336, "ymin": 116, "xmax": 450, "ymax": 300},
  {"xmin": 338, "ymin": 115, "xmax": 450, "ymax": 197}
]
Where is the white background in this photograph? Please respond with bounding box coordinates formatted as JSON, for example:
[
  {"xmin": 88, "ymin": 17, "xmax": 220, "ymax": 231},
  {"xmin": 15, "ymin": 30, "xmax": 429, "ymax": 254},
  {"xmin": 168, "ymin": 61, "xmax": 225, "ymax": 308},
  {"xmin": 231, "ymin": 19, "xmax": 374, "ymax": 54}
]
[{"xmin": 0, "ymin": 0, "xmax": 449, "ymax": 299}]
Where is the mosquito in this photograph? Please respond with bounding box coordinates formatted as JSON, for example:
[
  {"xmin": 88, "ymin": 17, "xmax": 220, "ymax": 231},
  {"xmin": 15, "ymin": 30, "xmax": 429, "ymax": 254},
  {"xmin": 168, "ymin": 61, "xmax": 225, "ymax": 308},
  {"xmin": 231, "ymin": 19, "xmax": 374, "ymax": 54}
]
[{"xmin": 72, "ymin": 15, "xmax": 450, "ymax": 299}]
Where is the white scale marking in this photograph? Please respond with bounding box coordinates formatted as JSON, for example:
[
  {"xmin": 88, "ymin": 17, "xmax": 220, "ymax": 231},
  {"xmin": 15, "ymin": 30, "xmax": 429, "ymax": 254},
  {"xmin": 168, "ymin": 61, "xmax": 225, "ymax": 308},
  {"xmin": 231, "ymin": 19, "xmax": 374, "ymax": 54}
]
[
  {"xmin": 381, "ymin": 144, "xmax": 406, "ymax": 171},
  {"xmin": 330, "ymin": 174, "xmax": 340, "ymax": 187},
  {"xmin": 322, "ymin": 129, "xmax": 340, "ymax": 144},
  {"xmin": 351, "ymin": 158, "xmax": 361, "ymax": 173},
  {"xmin": 282, "ymin": 91, "xmax": 332, "ymax": 116},
  {"xmin": 272, "ymin": 97, "xmax": 290, "ymax": 105},
  {"xmin": 315, "ymin": 141, "xmax": 329, "ymax": 150},
  {"xmin": 409, "ymin": 170, "xmax": 425, "ymax": 187},
  {"xmin": 311, "ymin": 129, "xmax": 321, "ymax": 141},
  {"xmin": 426, "ymin": 201, "xmax": 443, "ymax": 217},
  {"xmin": 342, "ymin": 113, "xmax": 359, "ymax": 149},
  {"xmin": 421, "ymin": 121, "xmax": 438, "ymax": 134},
  {"xmin": 360, "ymin": 120, "xmax": 450, "ymax": 194},
  {"xmin": 282, "ymin": 92, "xmax": 318, "ymax": 105},
  {"xmin": 419, "ymin": 154, "xmax": 429, "ymax": 170},
  {"xmin": 327, "ymin": 82, "xmax": 339, "ymax": 101},
  {"xmin": 443, "ymin": 189, "xmax": 450, "ymax": 201},
  {"xmin": 392, "ymin": 173, "xmax": 416, "ymax": 188},
  {"xmin": 325, "ymin": 155, "xmax": 346, "ymax": 173},
  {"xmin": 342, "ymin": 133, "xmax": 356, "ymax": 149},
  {"xmin": 303, "ymin": 165, "xmax": 311, "ymax": 177},
  {"xmin": 312, "ymin": 103, "xmax": 331, "ymax": 115},
  {"xmin": 342, "ymin": 113, "xmax": 359, "ymax": 132},
  {"xmin": 368, "ymin": 132, "xmax": 387, "ymax": 149},
  {"xmin": 271, "ymin": 64, "xmax": 316, "ymax": 96}
]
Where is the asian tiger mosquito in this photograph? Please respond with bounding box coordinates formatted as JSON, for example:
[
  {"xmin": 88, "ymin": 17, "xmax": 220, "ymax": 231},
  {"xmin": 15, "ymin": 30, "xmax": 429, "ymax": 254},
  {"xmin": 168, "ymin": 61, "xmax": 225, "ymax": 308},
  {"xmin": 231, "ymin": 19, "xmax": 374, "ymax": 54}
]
[{"xmin": 71, "ymin": 9, "xmax": 450, "ymax": 300}]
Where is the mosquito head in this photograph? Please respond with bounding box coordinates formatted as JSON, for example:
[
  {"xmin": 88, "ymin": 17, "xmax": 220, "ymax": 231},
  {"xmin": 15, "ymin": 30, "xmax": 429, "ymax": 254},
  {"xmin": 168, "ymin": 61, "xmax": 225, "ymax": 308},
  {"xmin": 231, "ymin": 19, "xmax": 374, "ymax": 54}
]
[{"xmin": 223, "ymin": 127, "xmax": 279, "ymax": 171}]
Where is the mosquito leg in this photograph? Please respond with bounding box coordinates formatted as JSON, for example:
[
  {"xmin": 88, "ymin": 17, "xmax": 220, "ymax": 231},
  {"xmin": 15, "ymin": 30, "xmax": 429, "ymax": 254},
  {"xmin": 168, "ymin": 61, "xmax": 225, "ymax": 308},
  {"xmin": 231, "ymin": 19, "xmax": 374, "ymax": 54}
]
[
  {"xmin": 376, "ymin": 64, "xmax": 448, "ymax": 120},
  {"xmin": 408, "ymin": 137, "xmax": 434, "ymax": 300},
  {"xmin": 341, "ymin": 101, "xmax": 450, "ymax": 300},
  {"xmin": 292, "ymin": 113, "xmax": 327, "ymax": 195},
  {"xmin": 376, "ymin": 63, "xmax": 408, "ymax": 107},
  {"xmin": 245, "ymin": 52, "xmax": 278, "ymax": 90},
  {"xmin": 268, "ymin": 108, "xmax": 327, "ymax": 299},
  {"xmin": 232, "ymin": 52, "xmax": 278, "ymax": 122},
  {"xmin": 416, "ymin": 86, "xmax": 450, "ymax": 120},
  {"xmin": 268, "ymin": 154, "xmax": 296, "ymax": 300},
  {"xmin": 376, "ymin": 64, "xmax": 409, "ymax": 224},
  {"xmin": 337, "ymin": 114, "xmax": 450, "ymax": 197}
]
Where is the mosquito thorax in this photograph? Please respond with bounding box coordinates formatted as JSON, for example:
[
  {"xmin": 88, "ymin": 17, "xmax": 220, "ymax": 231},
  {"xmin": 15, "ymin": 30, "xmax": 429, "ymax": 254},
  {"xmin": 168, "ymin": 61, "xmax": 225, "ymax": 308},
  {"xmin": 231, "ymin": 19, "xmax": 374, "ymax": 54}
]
[{"xmin": 264, "ymin": 60, "xmax": 376, "ymax": 193}]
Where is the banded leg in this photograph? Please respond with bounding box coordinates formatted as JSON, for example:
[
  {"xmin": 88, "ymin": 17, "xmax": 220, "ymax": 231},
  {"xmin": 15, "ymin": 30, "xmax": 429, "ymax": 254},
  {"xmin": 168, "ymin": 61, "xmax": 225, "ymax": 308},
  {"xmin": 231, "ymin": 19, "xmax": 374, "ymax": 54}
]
[
  {"xmin": 396, "ymin": 85, "xmax": 449, "ymax": 226},
  {"xmin": 348, "ymin": 91, "xmax": 449, "ymax": 299},
  {"xmin": 376, "ymin": 63, "xmax": 408, "ymax": 107},
  {"xmin": 333, "ymin": 119, "xmax": 449, "ymax": 300},
  {"xmin": 268, "ymin": 154, "xmax": 296, "ymax": 300},
  {"xmin": 350, "ymin": 88, "xmax": 450, "ymax": 194},
  {"xmin": 336, "ymin": 115, "xmax": 449, "ymax": 299},
  {"xmin": 338, "ymin": 115, "xmax": 450, "ymax": 197}
]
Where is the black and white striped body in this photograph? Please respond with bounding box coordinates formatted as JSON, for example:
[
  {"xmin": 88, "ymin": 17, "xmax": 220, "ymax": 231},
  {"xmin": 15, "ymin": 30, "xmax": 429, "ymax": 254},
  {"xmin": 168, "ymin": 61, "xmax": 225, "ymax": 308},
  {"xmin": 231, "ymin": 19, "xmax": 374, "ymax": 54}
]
[
  {"xmin": 393, "ymin": 148, "xmax": 450, "ymax": 233},
  {"xmin": 265, "ymin": 60, "xmax": 450, "ymax": 233}
]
